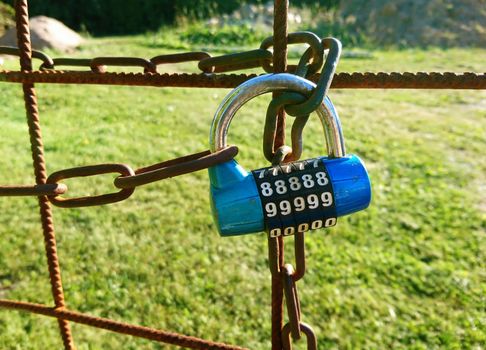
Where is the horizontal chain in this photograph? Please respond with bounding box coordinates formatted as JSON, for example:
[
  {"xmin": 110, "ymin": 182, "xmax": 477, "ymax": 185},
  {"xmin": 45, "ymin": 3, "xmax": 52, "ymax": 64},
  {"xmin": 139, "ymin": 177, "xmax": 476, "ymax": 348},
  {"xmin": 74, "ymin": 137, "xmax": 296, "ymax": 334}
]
[
  {"xmin": 0, "ymin": 299, "xmax": 247, "ymax": 350},
  {"xmin": 0, "ymin": 148, "xmax": 237, "ymax": 205},
  {"xmin": 13, "ymin": 147, "xmax": 235, "ymax": 208},
  {"xmin": 114, "ymin": 146, "xmax": 237, "ymax": 189},
  {"xmin": 0, "ymin": 70, "xmax": 484, "ymax": 89}
]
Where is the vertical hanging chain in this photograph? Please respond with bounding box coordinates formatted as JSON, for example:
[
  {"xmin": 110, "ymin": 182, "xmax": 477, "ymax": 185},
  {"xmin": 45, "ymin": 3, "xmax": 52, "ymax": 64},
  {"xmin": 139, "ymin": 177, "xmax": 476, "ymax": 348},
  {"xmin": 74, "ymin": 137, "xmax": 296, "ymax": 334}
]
[
  {"xmin": 14, "ymin": 1, "xmax": 75, "ymax": 349},
  {"xmin": 270, "ymin": 1, "xmax": 289, "ymax": 349}
]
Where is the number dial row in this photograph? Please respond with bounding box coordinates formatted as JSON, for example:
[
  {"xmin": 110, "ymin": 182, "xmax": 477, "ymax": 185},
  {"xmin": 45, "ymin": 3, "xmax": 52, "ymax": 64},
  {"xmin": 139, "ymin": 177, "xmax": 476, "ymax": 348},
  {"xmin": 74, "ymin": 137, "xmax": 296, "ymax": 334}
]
[
  {"xmin": 251, "ymin": 158, "xmax": 337, "ymax": 237},
  {"xmin": 269, "ymin": 218, "xmax": 337, "ymax": 237},
  {"xmin": 259, "ymin": 171, "xmax": 329, "ymax": 197},
  {"xmin": 264, "ymin": 192, "xmax": 333, "ymax": 217}
]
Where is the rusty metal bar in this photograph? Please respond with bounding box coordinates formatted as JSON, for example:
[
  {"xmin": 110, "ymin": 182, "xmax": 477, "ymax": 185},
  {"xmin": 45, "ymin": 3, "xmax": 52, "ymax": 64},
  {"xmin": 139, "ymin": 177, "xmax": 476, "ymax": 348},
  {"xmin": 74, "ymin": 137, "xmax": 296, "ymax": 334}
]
[
  {"xmin": 13, "ymin": 0, "xmax": 75, "ymax": 348},
  {"xmin": 0, "ymin": 70, "xmax": 484, "ymax": 89},
  {"xmin": 0, "ymin": 184, "xmax": 67, "ymax": 196},
  {"xmin": 271, "ymin": 0, "xmax": 289, "ymax": 348},
  {"xmin": 0, "ymin": 299, "xmax": 248, "ymax": 350}
]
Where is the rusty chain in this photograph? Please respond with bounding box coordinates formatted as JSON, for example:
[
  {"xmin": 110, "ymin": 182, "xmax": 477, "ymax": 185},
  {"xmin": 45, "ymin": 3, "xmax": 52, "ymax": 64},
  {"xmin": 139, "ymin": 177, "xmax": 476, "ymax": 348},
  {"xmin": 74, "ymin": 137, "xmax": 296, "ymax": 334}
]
[
  {"xmin": 270, "ymin": 1, "xmax": 289, "ymax": 348},
  {"xmin": 260, "ymin": 31, "xmax": 323, "ymax": 74},
  {"xmin": 0, "ymin": 47, "xmax": 483, "ymax": 90},
  {"xmin": 1, "ymin": 147, "xmax": 238, "ymax": 206},
  {"xmin": 263, "ymin": 35, "xmax": 322, "ymax": 164},
  {"xmin": 1, "ymin": 0, "xmax": 485, "ymax": 349}
]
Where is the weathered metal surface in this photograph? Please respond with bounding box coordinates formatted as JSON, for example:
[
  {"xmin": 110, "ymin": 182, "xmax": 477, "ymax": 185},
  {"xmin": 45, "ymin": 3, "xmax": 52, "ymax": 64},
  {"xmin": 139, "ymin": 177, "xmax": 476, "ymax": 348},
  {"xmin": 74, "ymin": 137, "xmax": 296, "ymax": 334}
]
[
  {"xmin": 114, "ymin": 147, "xmax": 238, "ymax": 189},
  {"xmin": 0, "ymin": 70, "xmax": 484, "ymax": 89},
  {"xmin": 0, "ymin": 299, "xmax": 248, "ymax": 350}
]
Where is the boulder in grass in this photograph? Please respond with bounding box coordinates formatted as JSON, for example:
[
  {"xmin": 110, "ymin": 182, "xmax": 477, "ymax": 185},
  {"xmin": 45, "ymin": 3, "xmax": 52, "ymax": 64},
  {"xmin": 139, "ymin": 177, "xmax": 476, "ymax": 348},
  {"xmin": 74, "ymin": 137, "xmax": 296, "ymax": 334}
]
[{"xmin": 0, "ymin": 16, "xmax": 83, "ymax": 52}]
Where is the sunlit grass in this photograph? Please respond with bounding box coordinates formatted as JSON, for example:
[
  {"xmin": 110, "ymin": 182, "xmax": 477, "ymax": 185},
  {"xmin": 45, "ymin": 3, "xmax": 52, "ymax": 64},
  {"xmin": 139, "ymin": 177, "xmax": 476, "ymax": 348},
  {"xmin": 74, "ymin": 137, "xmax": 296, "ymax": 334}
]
[{"xmin": 0, "ymin": 33, "xmax": 484, "ymax": 349}]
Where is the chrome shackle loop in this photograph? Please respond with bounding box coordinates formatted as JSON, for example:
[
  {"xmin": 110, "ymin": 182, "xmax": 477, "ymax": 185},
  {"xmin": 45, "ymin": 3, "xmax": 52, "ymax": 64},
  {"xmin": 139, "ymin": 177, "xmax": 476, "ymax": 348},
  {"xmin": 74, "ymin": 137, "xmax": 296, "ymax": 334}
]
[{"xmin": 209, "ymin": 73, "xmax": 346, "ymax": 158}]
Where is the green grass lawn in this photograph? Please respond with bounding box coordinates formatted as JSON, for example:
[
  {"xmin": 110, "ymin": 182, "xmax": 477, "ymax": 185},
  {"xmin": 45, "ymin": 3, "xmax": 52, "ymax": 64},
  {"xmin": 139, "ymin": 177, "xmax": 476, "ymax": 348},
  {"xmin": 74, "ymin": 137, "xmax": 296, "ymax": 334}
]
[{"xmin": 0, "ymin": 35, "xmax": 485, "ymax": 349}]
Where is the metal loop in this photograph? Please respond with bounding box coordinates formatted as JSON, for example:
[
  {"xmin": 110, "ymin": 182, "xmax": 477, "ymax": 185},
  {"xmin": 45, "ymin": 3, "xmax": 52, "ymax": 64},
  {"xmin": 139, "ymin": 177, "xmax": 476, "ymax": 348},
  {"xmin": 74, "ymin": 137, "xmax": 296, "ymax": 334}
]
[
  {"xmin": 114, "ymin": 146, "xmax": 238, "ymax": 189},
  {"xmin": 210, "ymin": 73, "xmax": 346, "ymax": 159},
  {"xmin": 39, "ymin": 58, "xmax": 104, "ymax": 72},
  {"xmin": 0, "ymin": 184, "xmax": 67, "ymax": 196},
  {"xmin": 90, "ymin": 57, "xmax": 157, "ymax": 74},
  {"xmin": 198, "ymin": 49, "xmax": 272, "ymax": 73},
  {"xmin": 271, "ymin": 145, "xmax": 293, "ymax": 165},
  {"xmin": 294, "ymin": 46, "xmax": 315, "ymax": 78},
  {"xmin": 264, "ymin": 92, "xmax": 308, "ymax": 163},
  {"xmin": 285, "ymin": 37, "xmax": 342, "ymax": 117},
  {"xmin": 268, "ymin": 232, "xmax": 305, "ymax": 279},
  {"xmin": 46, "ymin": 164, "xmax": 135, "ymax": 208},
  {"xmin": 282, "ymin": 264, "xmax": 302, "ymax": 340},
  {"xmin": 0, "ymin": 46, "xmax": 54, "ymax": 69},
  {"xmin": 260, "ymin": 32, "xmax": 323, "ymax": 74},
  {"xmin": 282, "ymin": 322, "xmax": 317, "ymax": 350},
  {"xmin": 151, "ymin": 52, "xmax": 212, "ymax": 72}
]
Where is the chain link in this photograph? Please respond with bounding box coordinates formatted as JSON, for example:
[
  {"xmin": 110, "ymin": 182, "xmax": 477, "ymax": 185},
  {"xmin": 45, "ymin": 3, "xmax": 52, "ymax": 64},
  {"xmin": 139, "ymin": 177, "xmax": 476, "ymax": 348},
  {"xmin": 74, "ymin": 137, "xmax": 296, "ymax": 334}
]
[
  {"xmin": 46, "ymin": 163, "xmax": 136, "ymax": 208},
  {"xmin": 0, "ymin": 148, "xmax": 238, "ymax": 203},
  {"xmin": 282, "ymin": 322, "xmax": 317, "ymax": 350},
  {"xmin": 0, "ymin": 146, "xmax": 238, "ymax": 208},
  {"xmin": 265, "ymin": 93, "xmax": 308, "ymax": 163},
  {"xmin": 0, "ymin": 45, "xmax": 54, "ymax": 69},
  {"xmin": 90, "ymin": 57, "xmax": 157, "ymax": 73},
  {"xmin": 198, "ymin": 49, "xmax": 272, "ymax": 73},
  {"xmin": 285, "ymin": 37, "xmax": 342, "ymax": 117},
  {"xmin": 40, "ymin": 58, "xmax": 102, "ymax": 72},
  {"xmin": 114, "ymin": 146, "xmax": 238, "ymax": 189},
  {"xmin": 151, "ymin": 51, "xmax": 212, "ymax": 71},
  {"xmin": 260, "ymin": 31, "xmax": 323, "ymax": 74},
  {"xmin": 282, "ymin": 264, "xmax": 302, "ymax": 339}
]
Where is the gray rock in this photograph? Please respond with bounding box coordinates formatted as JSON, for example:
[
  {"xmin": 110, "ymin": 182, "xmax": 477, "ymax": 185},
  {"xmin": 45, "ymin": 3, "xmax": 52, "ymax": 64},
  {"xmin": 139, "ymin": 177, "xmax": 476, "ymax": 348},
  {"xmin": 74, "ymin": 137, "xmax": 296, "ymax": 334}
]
[{"xmin": 0, "ymin": 16, "xmax": 83, "ymax": 52}]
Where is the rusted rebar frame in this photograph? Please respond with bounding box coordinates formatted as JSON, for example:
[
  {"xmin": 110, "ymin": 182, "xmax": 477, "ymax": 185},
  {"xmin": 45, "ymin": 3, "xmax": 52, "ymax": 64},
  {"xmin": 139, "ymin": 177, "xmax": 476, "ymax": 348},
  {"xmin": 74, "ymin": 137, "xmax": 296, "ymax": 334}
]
[
  {"xmin": 0, "ymin": 70, "xmax": 484, "ymax": 89},
  {"xmin": 0, "ymin": 1, "xmax": 244, "ymax": 349},
  {"xmin": 270, "ymin": 2, "xmax": 288, "ymax": 349},
  {"xmin": 0, "ymin": 299, "xmax": 248, "ymax": 350},
  {"xmin": 13, "ymin": 1, "xmax": 74, "ymax": 348},
  {"xmin": 1, "ymin": 0, "xmax": 485, "ymax": 349}
]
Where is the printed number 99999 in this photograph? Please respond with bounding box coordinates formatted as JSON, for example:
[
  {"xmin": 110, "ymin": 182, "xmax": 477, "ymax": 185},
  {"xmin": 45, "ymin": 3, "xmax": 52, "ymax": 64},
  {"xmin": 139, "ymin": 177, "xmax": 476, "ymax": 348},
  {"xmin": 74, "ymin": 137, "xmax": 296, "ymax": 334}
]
[{"xmin": 264, "ymin": 192, "xmax": 333, "ymax": 217}]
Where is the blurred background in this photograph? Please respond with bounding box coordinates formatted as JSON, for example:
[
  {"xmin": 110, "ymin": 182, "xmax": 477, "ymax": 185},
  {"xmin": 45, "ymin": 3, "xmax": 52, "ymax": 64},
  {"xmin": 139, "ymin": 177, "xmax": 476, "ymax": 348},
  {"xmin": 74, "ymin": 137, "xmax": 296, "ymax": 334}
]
[{"xmin": 1, "ymin": 0, "xmax": 485, "ymax": 47}]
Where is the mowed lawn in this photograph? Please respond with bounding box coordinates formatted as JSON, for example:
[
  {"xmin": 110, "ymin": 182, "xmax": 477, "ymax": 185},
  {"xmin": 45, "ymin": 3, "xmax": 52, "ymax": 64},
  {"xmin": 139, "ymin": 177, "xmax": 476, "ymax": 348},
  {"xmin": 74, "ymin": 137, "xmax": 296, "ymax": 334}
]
[{"xmin": 0, "ymin": 35, "xmax": 484, "ymax": 349}]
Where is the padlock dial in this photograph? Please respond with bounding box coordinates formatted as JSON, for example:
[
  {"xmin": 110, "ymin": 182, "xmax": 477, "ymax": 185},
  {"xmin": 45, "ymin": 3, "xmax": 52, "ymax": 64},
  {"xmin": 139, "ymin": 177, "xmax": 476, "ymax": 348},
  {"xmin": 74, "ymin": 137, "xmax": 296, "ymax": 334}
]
[{"xmin": 251, "ymin": 158, "xmax": 337, "ymax": 238}]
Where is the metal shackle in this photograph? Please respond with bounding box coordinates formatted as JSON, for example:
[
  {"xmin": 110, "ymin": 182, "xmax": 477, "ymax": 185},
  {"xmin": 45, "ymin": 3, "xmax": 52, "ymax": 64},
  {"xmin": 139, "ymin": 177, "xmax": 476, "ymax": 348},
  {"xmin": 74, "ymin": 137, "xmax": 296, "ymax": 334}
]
[{"xmin": 209, "ymin": 73, "xmax": 346, "ymax": 159}]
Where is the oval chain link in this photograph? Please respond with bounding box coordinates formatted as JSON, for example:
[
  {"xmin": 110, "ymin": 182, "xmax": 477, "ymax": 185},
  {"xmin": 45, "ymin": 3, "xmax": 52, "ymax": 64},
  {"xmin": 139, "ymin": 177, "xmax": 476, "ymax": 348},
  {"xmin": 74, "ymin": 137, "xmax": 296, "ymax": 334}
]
[
  {"xmin": 260, "ymin": 32, "xmax": 323, "ymax": 74},
  {"xmin": 46, "ymin": 164, "xmax": 136, "ymax": 208},
  {"xmin": 0, "ymin": 45, "xmax": 54, "ymax": 69},
  {"xmin": 198, "ymin": 49, "xmax": 272, "ymax": 73},
  {"xmin": 40, "ymin": 58, "xmax": 103, "ymax": 72},
  {"xmin": 90, "ymin": 57, "xmax": 157, "ymax": 73},
  {"xmin": 285, "ymin": 37, "xmax": 342, "ymax": 117}
]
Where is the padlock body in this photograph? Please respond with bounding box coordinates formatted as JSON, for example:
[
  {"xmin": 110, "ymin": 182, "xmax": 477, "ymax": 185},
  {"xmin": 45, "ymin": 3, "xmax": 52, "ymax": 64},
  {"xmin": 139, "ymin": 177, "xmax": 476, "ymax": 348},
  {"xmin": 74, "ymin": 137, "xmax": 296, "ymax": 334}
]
[{"xmin": 209, "ymin": 155, "xmax": 371, "ymax": 236}]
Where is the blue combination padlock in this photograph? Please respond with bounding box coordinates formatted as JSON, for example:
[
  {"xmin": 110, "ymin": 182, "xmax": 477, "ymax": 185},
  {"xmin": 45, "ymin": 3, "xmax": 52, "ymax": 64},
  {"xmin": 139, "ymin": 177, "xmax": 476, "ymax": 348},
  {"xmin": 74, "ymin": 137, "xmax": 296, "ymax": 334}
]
[{"xmin": 209, "ymin": 73, "xmax": 371, "ymax": 237}]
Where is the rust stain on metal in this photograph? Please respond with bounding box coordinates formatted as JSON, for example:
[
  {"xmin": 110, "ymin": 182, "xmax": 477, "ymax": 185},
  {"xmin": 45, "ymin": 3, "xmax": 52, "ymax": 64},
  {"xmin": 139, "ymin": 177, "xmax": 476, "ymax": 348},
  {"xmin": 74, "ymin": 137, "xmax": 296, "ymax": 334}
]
[{"xmin": 0, "ymin": 70, "xmax": 483, "ymax": 89}]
